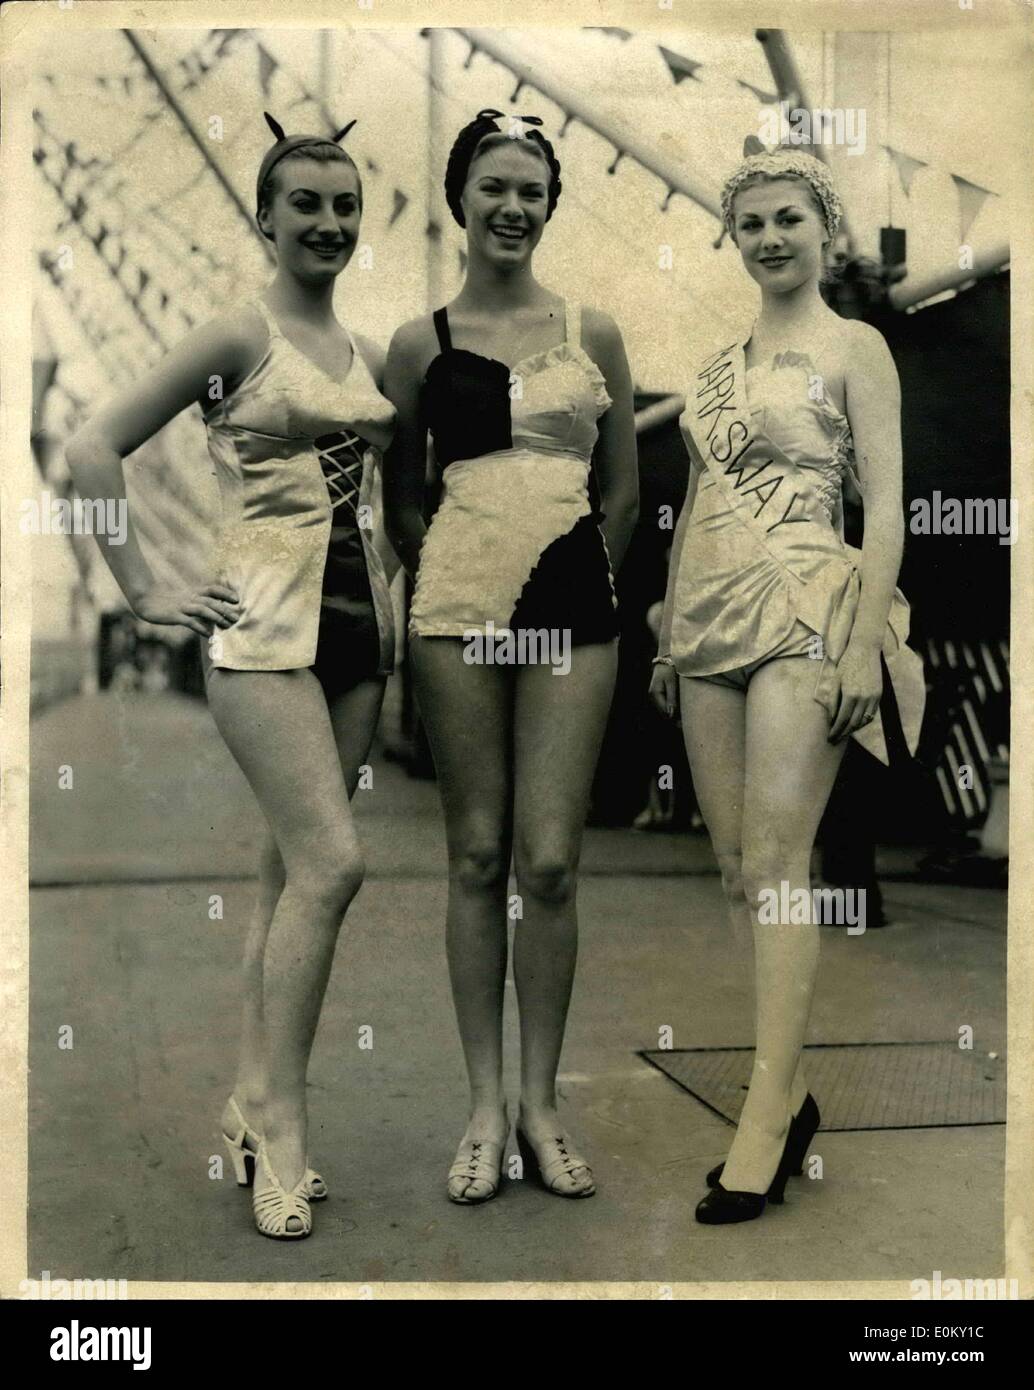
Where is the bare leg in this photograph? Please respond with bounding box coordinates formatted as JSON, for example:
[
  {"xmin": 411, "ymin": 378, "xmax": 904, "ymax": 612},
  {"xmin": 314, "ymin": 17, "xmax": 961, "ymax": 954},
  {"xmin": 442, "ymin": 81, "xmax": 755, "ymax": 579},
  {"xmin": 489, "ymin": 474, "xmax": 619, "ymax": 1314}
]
[
  {"xmin": 411, "ymin": 637, "xmax": 512, "ymax": 1200},
  {"xmin": 678, "ymin": 675, "xmax": 798, "ymax": 1127},
  {"xmin": 679, "ymin": 674, "xmax": 812, "ymax": 1121},
  {"xmin": 226, "ymin": 678, "xmax": 386, "ymax": 1133},
  {"xmin": 678, "ymin": 675, "xmax": 749, "ymax": 943},
  {"xmin": 206, "ymin": 668, "xmax": 365, "ymax": 1214},
  {"xmin": 725, "ymin": 656, "xmax": 846, "ymax": 1194},
  {"xmin": 512, "ymin": 641, "xmax": 618, "ymax": 1192},
  {"xmin": 228, "ymin": 834, "xmax": 284, "ymax": 1126}
]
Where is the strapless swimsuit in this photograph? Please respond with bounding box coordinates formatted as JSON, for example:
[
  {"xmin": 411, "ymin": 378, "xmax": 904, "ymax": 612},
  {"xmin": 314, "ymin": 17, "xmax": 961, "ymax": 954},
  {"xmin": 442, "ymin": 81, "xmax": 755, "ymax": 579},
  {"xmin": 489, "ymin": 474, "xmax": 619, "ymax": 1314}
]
[
  {"xmin": 661, "ymin": 339, "xmax": 925, "ymax": 762},
  {"xmin": 689, "ymin": 355, "xmax": 857, "ymax": 689}
]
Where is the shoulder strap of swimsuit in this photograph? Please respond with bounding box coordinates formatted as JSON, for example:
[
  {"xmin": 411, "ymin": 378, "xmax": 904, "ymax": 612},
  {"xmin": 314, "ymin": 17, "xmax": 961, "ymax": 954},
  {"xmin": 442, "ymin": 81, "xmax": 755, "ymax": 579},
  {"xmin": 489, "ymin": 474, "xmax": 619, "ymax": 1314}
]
[
  {"xmin": 565, "ymin": 301, "xmax": 582, "ymax": 349},
  {"xmin": 432, "ymin": 306, "xmax": 452, "ymax": 352},
  {"xmin": 252, "ymin": 297, "xmax": 282, "ymax": 339}
]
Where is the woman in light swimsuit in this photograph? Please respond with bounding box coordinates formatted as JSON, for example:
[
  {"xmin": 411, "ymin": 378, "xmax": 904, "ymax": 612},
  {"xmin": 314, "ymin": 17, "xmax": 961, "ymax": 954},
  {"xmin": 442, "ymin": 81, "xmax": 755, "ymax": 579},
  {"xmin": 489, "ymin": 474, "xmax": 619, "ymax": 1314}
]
[
  {"xmin": 66, "ymin": 114, "xmax": 398, "ymax": 1240},
  {"xmin": 651, "ymin": 149, "xmax": 924, "ymax": 1224},
  {"xmin": 384, "ymin": 110, "xmax": 639, "ymax": 1204}
]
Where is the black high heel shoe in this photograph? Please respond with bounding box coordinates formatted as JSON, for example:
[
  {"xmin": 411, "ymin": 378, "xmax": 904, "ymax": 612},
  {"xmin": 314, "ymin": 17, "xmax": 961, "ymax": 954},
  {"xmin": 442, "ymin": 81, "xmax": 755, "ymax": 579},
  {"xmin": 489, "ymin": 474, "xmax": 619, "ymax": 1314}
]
[
  {"xmin": 705, "ymin": 1092, "xmax": 820, "ymax": 1191},
  {"xmin": 695, "ymin": 1121, "xmax": 797, "ymax": 1225}
]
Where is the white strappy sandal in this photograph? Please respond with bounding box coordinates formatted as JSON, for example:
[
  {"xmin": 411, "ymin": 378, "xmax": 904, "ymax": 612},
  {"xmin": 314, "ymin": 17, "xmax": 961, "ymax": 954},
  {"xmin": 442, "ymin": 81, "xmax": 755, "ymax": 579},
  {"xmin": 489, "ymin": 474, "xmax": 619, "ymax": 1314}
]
[
  {"xmin": 516, "ymin": 1127, "xmax": 596, "ymax": 1198},
  {"xmin": 252, "ymin": 1143, "xmax": 313, "ymax": 1240},
  {"xmin": 447, "ymin": 1123, "xmax": 510, "ymax": 1205},
  {"xmin": 222, "ymin": 1096, "xmax": 328, "ymax": 1201}
]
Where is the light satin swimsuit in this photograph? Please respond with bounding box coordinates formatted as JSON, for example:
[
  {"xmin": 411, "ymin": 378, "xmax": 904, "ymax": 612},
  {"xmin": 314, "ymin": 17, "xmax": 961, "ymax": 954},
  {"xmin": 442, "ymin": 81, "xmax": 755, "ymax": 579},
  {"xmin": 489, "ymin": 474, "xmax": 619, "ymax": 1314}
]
[
  {"xmin": 663, "ymin": 339, "xmax": 926, "ymax": 762},
  {"xmin": 202, "ymin": 298, "xmax": 396, "ymax": 672},
  {"xmin": 689, "ymin": 353, "xmax": 858, "ymax": 687}
]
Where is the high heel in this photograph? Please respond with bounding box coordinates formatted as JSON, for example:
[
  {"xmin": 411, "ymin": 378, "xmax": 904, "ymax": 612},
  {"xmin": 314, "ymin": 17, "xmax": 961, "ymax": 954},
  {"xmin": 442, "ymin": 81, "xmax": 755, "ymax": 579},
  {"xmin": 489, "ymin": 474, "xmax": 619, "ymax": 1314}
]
[
  {"xmin": 785, "ymin": 1092, "xmax": 820, "ymax": 1173},
  {"xmin": 224, "ymin": 1129, "xmax": 257, "ymax": 1188},
  {"xmin": 516, "ymin": 1127, "xmax": 596, "ymax": 1198},
  {"xmin": 447, "ymin": 1118, "xmax": 509, "ymax": 1204},
  {"xmin": 222, "ymin": 1096, "xmax": 328, "ymax": 1202},
  {"xmin": 252, "ymin": 1143, "xmax": 312, "ymax": 1240},
  {"xmin": 705, "ymin": 1092, "xmax": 820, "ymax": 1190},
  {"xmin": 695, "ymin": 1120, "xmax": 797, "ymax": 1225},
  {"xmin": 222, "ymin": 1097, "xmax": 259, "ymax": 1188}
]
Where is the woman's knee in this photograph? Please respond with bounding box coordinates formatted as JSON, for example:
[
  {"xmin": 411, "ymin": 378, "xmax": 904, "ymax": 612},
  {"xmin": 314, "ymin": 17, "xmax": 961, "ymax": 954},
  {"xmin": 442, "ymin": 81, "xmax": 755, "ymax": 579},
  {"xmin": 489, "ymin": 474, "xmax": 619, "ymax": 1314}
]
[
  {"xmin": 714, "ymin": 849, "xmax": 745, "ymax": 907},
  {"xmin": 259, "ymin": 835, "xmax": 286, "ymax": 893},
  {"xmin": 516, "ymin": 849, "xmax": 576, "ymax": 907},
  {"xmin": 451, "ymin": 837, "xmax": 510, "ymax": 893},
  {"xmin": 741, "ymin": 840, "xmax": 807, "ymax": 907},
  {"xmin": 286, "ymin": 842, "xmax": 366, "ymax": 914}
]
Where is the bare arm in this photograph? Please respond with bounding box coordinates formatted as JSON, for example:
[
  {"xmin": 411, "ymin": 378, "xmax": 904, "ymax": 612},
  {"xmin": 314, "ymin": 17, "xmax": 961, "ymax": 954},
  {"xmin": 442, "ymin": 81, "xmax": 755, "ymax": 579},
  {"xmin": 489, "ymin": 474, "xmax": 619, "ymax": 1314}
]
[
  {"xmin": 583, "ymin": 307, "xmax": 639, "ymax": 573},
  {"xmin": 353, "ymin": 331, "xmax": 387, "ymax": 390},
  {"xmin": 830, "ymin": 320, "xmax": 905, "ymax": 741},
  {"xmin": 352, "ymin": 331, "xmax": 403, "ymax": 580},
  {"xmin": 657, "ymin": 447, "xmax": 700, "ymax": 662},
  {"xmin": 649, "ymin": 443, "xmax": 700, "ymax": 717},
  {"xmin": 65, "ymin": 314, "xmax": 255, "ymax": 633},
  {"xmin": 381, "ymin": 319, "xmax": 432, "ymax": 581},
  {"xmin": 845, "ymin": 321, "xmax": 905, "ymax": 645}
]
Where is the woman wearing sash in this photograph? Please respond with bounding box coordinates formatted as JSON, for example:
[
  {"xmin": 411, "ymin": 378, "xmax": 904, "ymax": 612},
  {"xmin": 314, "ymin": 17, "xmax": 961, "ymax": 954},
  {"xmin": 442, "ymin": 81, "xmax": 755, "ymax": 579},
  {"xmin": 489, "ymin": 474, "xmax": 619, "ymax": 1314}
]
[
  {"xmin": 384, "ymin": 111, "xmax": 638, "ymax": 1203},
  {"xmin": 66, "ymin": 115, "xmax": 397, "ymax": 1240},
  {"xmin": 651, "ymin": 149, "xmax": 924, "ymax": 1224}
]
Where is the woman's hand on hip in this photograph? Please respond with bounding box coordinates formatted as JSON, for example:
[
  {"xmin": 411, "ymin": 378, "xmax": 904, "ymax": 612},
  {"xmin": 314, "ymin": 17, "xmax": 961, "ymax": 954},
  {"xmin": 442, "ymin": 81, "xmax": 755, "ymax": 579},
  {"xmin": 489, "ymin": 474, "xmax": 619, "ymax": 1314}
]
[{"xmin": 133, "ymin": 581, "xmax": 240, "ymax": 637}]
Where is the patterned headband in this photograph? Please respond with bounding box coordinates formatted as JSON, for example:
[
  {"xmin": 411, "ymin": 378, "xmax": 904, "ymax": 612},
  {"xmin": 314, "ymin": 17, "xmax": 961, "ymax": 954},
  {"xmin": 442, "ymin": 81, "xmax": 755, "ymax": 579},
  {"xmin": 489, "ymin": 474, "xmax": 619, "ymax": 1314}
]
[
  {"xmin": 255, "ymin": 111, "xmax": 358, "ymax": 212},
  {"xmin": 720, "ymin": 149, "xmax": 843, "ymax": 241}
]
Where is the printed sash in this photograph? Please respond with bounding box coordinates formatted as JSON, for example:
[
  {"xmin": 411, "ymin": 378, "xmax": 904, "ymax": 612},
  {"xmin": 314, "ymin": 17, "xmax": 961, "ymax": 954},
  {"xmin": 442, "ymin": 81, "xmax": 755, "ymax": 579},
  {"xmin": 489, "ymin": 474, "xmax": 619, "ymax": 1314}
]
[{"xmin": 674, "ymin": 338, "xmax": 925, "ymax": 763}]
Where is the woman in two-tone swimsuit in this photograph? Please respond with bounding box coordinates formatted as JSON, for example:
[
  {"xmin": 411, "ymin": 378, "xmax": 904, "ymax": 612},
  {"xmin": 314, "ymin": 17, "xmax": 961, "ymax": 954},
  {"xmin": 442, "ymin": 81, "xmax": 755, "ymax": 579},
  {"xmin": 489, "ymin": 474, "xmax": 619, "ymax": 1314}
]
[
  {"xmin": 384, "ymin": 111, "xmax": 639, "ymax": 1204},
  {"xmin": 66, "ymin": 115, "xmax": 397, "ymax": 1240},
  {"xmin": 652, "ymin": 149, "xmax": 925, "ymax": 1225}
]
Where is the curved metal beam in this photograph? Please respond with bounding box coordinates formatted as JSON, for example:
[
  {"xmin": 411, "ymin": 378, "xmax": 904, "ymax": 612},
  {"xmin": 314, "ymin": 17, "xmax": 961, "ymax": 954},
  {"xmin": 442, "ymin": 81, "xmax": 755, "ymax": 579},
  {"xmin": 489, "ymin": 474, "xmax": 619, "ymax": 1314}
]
[
  {"xmin": 456, "ymin": 28, "xmax": 722, "ymax": 220},
  {"xmin": 889, "ymin": 244, "xmax": 1009, "ymax": 310}
]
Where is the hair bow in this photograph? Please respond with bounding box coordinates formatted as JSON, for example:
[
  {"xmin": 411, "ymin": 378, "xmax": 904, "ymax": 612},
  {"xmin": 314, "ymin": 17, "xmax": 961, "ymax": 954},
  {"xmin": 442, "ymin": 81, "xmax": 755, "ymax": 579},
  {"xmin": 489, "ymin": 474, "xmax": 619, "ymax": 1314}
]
[{"xmin": 477, "ymin": 108, "xmax": 544, "ymax": 128}]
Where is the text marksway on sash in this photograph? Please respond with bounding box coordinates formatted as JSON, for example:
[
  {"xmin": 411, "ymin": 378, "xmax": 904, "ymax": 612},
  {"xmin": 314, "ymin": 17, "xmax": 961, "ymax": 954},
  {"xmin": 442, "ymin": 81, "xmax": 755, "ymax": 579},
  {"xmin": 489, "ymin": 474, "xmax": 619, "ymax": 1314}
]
[{"xmin": 664, "ymin": 339, "xmax": 925, "ymax": 764}]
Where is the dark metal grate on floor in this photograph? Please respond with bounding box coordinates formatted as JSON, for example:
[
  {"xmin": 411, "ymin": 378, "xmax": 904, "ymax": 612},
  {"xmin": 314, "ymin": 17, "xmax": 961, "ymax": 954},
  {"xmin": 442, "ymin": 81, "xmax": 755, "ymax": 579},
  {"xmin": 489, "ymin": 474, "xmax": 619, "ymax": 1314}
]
[{"xmin": 640, "ymin": 1042, "xmax": 1005, "ymax": 1131}]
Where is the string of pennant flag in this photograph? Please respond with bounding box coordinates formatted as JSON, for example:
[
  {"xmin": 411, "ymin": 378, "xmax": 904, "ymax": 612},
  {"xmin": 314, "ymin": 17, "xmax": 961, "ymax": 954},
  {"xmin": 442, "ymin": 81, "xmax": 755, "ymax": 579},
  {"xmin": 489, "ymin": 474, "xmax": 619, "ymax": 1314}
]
[
  {"xmin": 34, "ymin": 31, "xmax": 276, "ymax": 362},
  {"xmin": 251, "ymin": 36, "xmax": 409, "ymax": 227},
  {"xmin": 882, "ymin": 145, "xmax": 996, "ymax": 243},
  {"xmin": 463, "ymin": 28, "xmax": 1000, "ymax": 246},
  {"xmin": 37, "ymin": 252, "xmax": 142, "ymax": 388},
  {"xmin": 33, "ymin": 33, "xmax": 401, "ymax": 371},
  {"xmin": 34, "ymin": 115, "xmax": 189, "ymax": 349},
  {"xmin": 657, "ymin": 34, "xmax": 999, "ymax": 242},
  {"xmin": 39, "ymin": 28, "xmax": 246, "ymax": 99},
  {"xmin": 34, "ymin": 22, "xmax": 1004, "ymax": 367},
  {"xmin": 39, "ymin": 28, "xmax": 247, "ymax": 216},
  {"xmin": 39, "ymin": 24, "xmax": 1002, "ymax": 259}
]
